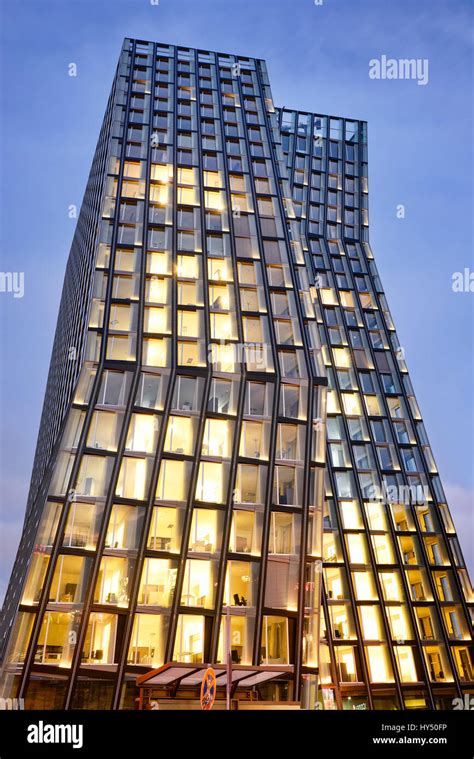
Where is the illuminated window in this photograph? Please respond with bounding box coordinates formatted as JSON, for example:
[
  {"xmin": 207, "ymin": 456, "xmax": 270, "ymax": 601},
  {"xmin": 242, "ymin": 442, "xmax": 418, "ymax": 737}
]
[
  {"xmin": 229, "ymin": 509, "xmax": 262, "ymax": 555},
  {"xmin": 105, "ymin": 504, "xmax": 143, "ymax": 551},
  {"xmin": 128, "ymin": 613, "xmax": 169, "ymax": 667},
  {"xmin": 352, "ymin": 570, "xmax": 377, "ymax": 600},
  {"xmin": 339, "ymin": 500, "xmax": 363, "ymax": 529},
  {"xmin": 268, "ymin": 512, "xmax": 301, "ymax": 555},
  {"xmin": 116, "ymin": 457, "xmax": 151, "ymax": 500},
  {"xmin": 144, "ymin": 306, "xmax": 170, "ymax": 334},
  {"xmin": 82, "ymin": 613, "xmax": 119, "ymax": 666},
  {"xmin": 64, "ymin": 501, "xmax": 104, "ymax": 550},
  {"xmin": 327, "ymin": 605, "xmax": 357, "ymax": 640},
  {"xmin": 138, "ymin": 558, "xmax": 177, "ymax": 606},
  {"xmin": 260, "ymin": 616, "xmax": 291, "ymax": 665},
  {"xmin": 210, "ymin": 311, "xmax": 236, "ymax": 340},
  {"xmin": 75, "ymin": 455, "xmax": 114, "ymax": 498},
  {"xmin": 142, "ymin": 337, "xmax": 169, "ymax": 367},
  {"xmin": 178, "ymin": 254, "xmax": 199, "ymax": 279},
  {"xmin": 342, "ymin": 393, "xmax": 362, "ymax": 416},
  {"xmin": 365, "ymin": 502, "xmax": 389, "ymax": 531},
  {"xmin": 3, "ymin": 611, "xmax": 35, "ymax": 665},
  {"xmin": 35, "ymin": 612, "xmax": 80, "ymax": 668},
  {"xmin": 423, "ymin": 646, "xmax": 453, "ymax": 683},
  {"xmin": 178, "ymin": 310, "xmax": 203, "ymax": 339},
  {"xmin": 50, "ymin": 555, "xmax": 92, "ymax": 605},
  {"xmin": 372, "ymin": 534, "xmax": 396, "ymax": 564},
  {"xmin": 146, "ymin": 276, "xmax": 170, "ymax": 306},
  {"xmin": 177, "ymin": 340, "xmax": 206, "ymax": 366},
  {"xmin": 106, "ymin": 335, "xmax": 136, "ymax": 361},
  {"xmin": 217, "ymin": 614, "xmax": 255, "ymax": 666},
  {"xmin": 181, "ymin": 559, "xmax": 217, "ymax": 609},
  {"xmin": 365, "ymin": 645, "xmax": 394, "ymax": 683},
  {"xmin": 195, "ymin": 461, "xmax": 228, "ymax": 504},
  {"xmin": 335, "ymin": 646, "xmax": 361, "ymax": 683},
  {"xmin": 21, "ymin": 553, "xmax": 50, "ymax": 606},
  {"xmin": 173, "ymin": 615, "xmax": 205, "ymax": 663},
  {"xmin": 386, "ymin": 607, "xmax": 413, "ymax": 641},
  {"xmin": 148, "ymin": 506, "xmax": 183, "ymax": 553},
  {"xmin": 94, "ymin": 556, "xmax": 134, "ymax": 607},
  {"xmin": 359, "ymin": 606, "xmax": 385, "ymax": 640},
  {"xmin": 156, "ymin": 460, "xmax": 191, "ymax": 502},
  {"xmin": 188, "ymin": 509, "xmax": 223, "ymax": 555},
  {"xmin": 394, "ymin": 646, "xmax": 421, "ymax": 683},
  {"xmin": 201, "ymin": 418, "xmax": 233, "ymax": 458},
  {"xmin": 378, "ymin": 571, "xmax": 404, "ymax": 602},
  {"xmin": 164, "ymin": 415, "xmax": 197, "ymax": 455},
  {"xmin": 346, "ymin": 534, "xmax": 369, "ymax": 564},
  {"xmin": 125, "ymin": 413, "xmax": 159, "ymax": 453}
]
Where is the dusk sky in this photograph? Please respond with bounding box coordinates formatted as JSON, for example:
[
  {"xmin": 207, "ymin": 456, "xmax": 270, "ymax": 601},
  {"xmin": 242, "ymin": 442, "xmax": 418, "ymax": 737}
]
[{"xmin": 0, "ymin": 0, "xmax": 472, "ymax": 605}]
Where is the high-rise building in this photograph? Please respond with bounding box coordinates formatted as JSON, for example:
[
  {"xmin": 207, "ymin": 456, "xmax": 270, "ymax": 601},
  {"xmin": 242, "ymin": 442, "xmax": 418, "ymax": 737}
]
[{"xmin": 0, "ymin": 38, "xmax": 472, "ymax": 712}]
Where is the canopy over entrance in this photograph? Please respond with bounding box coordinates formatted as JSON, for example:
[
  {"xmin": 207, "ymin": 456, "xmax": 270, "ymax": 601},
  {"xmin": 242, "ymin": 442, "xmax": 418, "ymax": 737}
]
[{"xmin": 136, "ymin": 661, "xmax": 294, "ymax": 704}]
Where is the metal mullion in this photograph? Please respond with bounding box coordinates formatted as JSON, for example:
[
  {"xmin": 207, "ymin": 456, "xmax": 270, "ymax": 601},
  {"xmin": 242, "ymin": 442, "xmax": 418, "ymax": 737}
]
[
  {"xmin": 309, "ymin": 293, "xmax": 375, "ymax": 707},
  {"xmin": 284, "ymin": 111, "xmax": 327, "ymax": 700},
  {"xmin": 305, "ymin": 117, "xmax": 396, "ymax": 706},
  {"xmin": 229, "ymin": 61, "xmax": 283, "ymax": 670},
  {"xmin": 161, "ymin": 50, "xmax": 217, "ymax": 657},
  {"xmin": 281, "ymin": 107, "xmax": 334, "ymax": 700},
  {"xmin": 162, "ymin": 47, "xmax": 216, "ymax": 664},
  {"xmin": 254, "ymin": 77, "xmax": 322, "ymax": 693},
  {"xmin": 275, "ymin": 107, "xmax": 331, "ymax": 700},
  {"xmin": 318, "ymin": 585, "xmax": 344, "ymax": 709},
  {"xmin": 206, "ymin": 51, "xmax": 248, "ymax": 663},
  {"xmin": 110, "ymin": 43, "xmax": 182, "ymax": 706},
  {"xmin": 290, "ymin": 110, "xmax": 339, "ymax": 703}
]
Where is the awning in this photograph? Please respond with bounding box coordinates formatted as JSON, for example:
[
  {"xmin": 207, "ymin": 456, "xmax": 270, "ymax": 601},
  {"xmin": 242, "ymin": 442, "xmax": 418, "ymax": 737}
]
[{"xmin": 136, "ymin": 662, "xmax": 294, "ymax": 691}]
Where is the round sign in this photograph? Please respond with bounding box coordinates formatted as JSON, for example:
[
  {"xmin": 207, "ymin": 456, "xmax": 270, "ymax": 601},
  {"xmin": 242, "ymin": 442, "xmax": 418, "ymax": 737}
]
[{"xmin": 200, "ymin": 667, "xmax": 217, "ymax": 710}]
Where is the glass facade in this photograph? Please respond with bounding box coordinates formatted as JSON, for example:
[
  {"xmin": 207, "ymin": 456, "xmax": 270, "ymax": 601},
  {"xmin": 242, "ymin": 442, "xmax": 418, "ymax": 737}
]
[
  {"xmin": 0, "ymin": 38, "xmax": 471, "ymax": 711},
  {"xmin": 279, "ymin": 107, "xmax": 473, "ymax": 709}
]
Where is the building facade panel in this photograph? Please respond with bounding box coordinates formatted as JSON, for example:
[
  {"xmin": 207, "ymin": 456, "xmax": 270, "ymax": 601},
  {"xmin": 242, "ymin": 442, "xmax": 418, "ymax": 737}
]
[{"xmin": 279, "ymin": 107, "xmax": 473, "ymax": 709}]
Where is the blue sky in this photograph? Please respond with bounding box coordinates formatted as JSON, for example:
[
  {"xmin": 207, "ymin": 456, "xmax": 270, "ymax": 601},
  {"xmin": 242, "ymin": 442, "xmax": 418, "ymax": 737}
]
[{"xmin": 0, "ymin": 0, "xmax": 473, "ymax": 604}]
